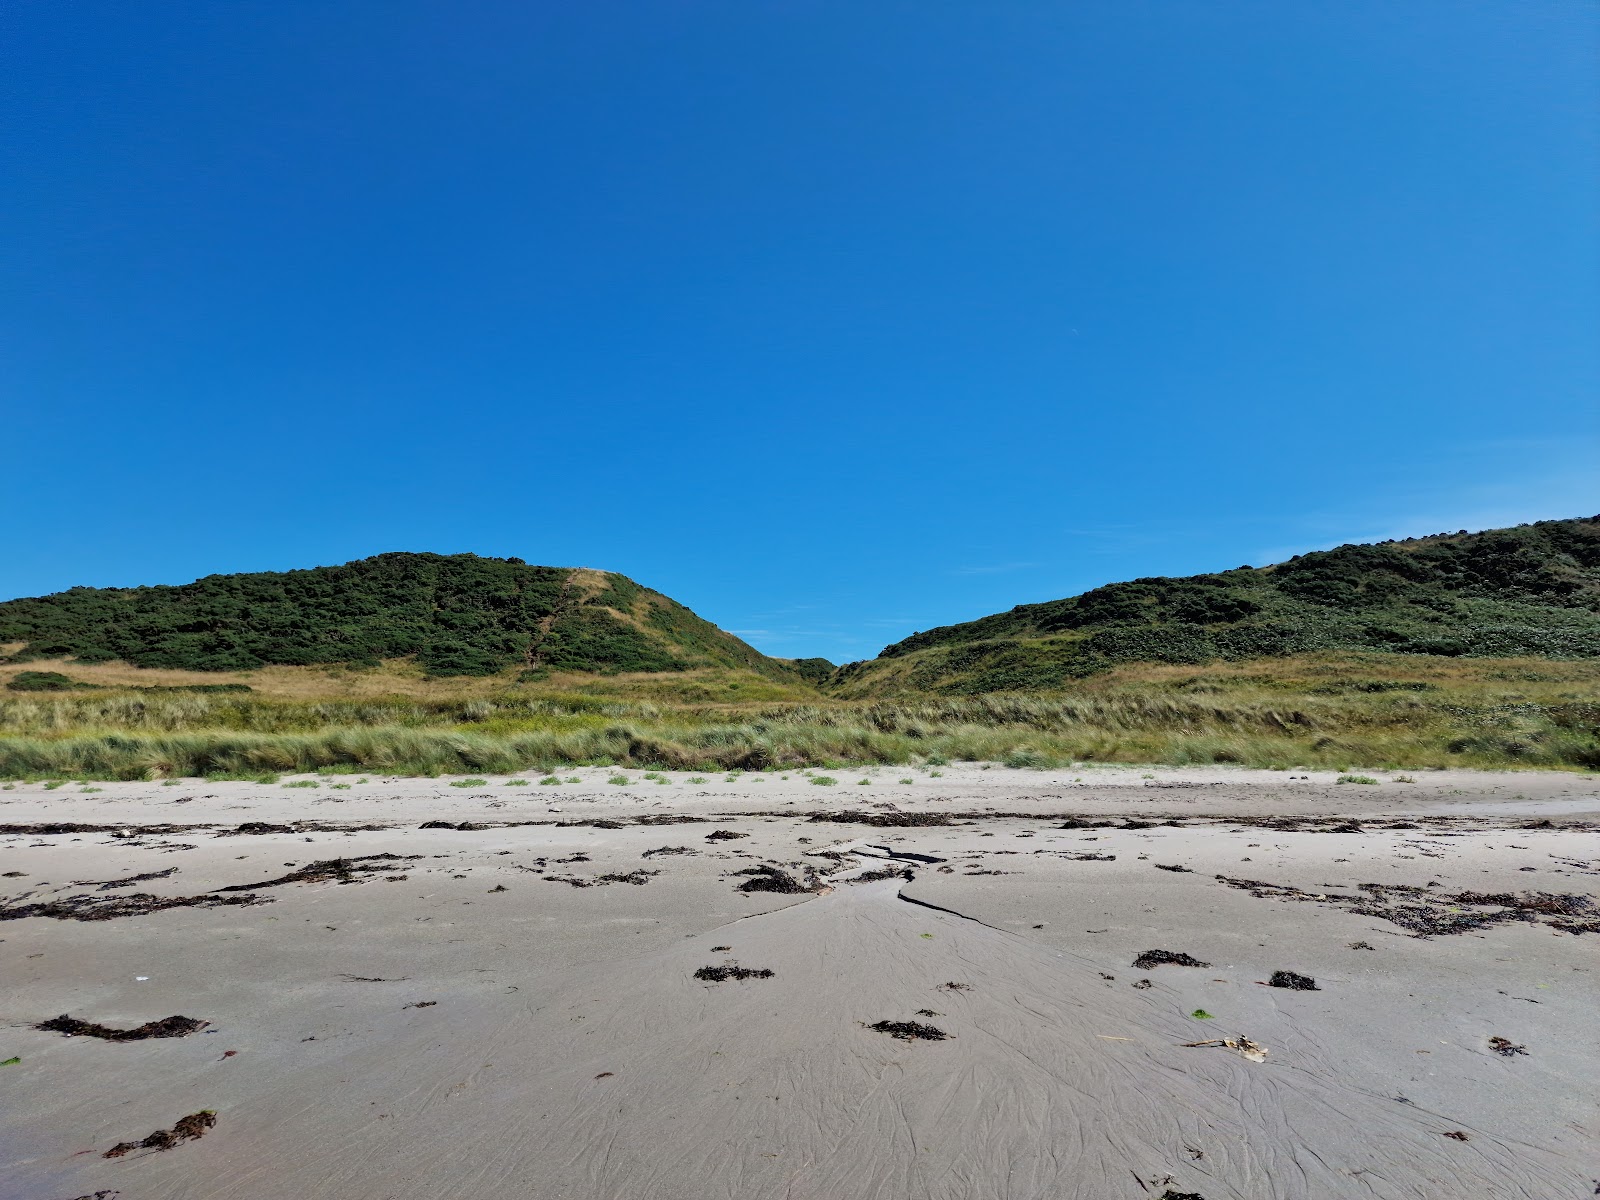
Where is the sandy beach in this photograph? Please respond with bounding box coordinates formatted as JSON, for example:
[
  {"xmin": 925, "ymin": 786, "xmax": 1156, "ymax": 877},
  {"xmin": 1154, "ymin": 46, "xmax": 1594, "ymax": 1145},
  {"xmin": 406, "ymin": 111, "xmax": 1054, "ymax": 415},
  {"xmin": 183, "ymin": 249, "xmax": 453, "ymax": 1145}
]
[{"xmin": 3, "ymin": 764, "xmax": 1596, "ymax": 1199}]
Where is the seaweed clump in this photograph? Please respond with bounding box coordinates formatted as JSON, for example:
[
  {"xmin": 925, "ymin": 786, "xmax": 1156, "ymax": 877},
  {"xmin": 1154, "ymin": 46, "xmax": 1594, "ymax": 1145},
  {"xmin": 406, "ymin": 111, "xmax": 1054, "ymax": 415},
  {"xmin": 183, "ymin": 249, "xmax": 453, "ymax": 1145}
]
[
  {"xmin": 1132, "ymin": 950, "xmax": 1211, "ymax": 970},
  {"xmin": 37, "ymin": 1014, "xmax": 207, "ymax": 1041},
  {"xmin": 103, "ymin": 1111, "xmax": 216, "ymax": 1158},
  {"xmin": 693, "ymin": 963, "xmax": 774, "ymax": 982},
  {"xmin": 1216, "ymin": 876, "xmax": 1600, "ymax": 938},
  {"xmin": 866, "ymin": 1019, "xmax": 948, "ymax": 1041},
  {"xmin": 1266, "ymin": 971, "xmax": 1319, "ymax": 991},
  {"xmin": 733, "ymin": 865, "xmax": 813, "ymax": 894},
  {"xmin": 1, "ymin": 892, "xmax": 267, "ymax": 923}
]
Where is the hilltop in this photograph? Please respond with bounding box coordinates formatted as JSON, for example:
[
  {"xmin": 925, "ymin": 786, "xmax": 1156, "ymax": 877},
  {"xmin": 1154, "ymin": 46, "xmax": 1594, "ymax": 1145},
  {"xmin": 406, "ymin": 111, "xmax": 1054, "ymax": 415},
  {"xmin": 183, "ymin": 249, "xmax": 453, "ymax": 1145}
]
[
  {"xmin": 833, "ymin": 517, "xmax": 1600, "ymax": 695},
  {"xmin": 0, "ymin": 552, "xmax": 818, "ymax": 683}
]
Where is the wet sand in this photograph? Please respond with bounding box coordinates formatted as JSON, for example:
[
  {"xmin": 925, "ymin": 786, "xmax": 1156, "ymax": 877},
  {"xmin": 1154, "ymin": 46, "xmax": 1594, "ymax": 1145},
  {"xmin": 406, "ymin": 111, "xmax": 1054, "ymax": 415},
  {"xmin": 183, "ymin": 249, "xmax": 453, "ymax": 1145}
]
[{"xmin": 2, "ymin": 765, "xmax": 1596, "ymax": 1198}]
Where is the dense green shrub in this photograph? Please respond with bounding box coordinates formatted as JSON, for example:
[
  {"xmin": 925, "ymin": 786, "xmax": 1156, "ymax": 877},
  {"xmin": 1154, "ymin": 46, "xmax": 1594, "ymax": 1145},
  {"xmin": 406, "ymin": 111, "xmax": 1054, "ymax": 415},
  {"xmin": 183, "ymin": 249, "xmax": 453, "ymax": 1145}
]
[
  {"xmin": 0, "ymin": 553, "xmax": 814, "ymax": 681},
  {"xmin": 866, "ymin": 518, "xmax": 1600, "ymax": 691}
]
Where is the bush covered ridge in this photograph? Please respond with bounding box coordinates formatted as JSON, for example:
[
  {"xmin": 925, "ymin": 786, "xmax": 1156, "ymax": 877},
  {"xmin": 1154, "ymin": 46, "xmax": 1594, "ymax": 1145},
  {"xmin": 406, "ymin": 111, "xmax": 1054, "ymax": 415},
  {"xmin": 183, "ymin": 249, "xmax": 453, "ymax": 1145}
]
[
  {"xmin": 840, "ymin": 518, "xmax": 1600, "ymax": 694},
  {"xmin": 0, "ymin": 553, "xmax": 799, "ymax": 680}
]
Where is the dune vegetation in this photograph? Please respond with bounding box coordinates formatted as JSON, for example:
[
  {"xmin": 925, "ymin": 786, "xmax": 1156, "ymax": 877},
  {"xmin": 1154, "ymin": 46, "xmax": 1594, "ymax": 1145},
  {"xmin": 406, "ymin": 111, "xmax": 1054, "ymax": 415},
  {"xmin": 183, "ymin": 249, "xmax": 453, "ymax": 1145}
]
[
  {"xmin": 841, "ymin": 517, "xmax": 1600, "ymax": 694},
  {"xmin": 1, "ymin": 654, "xmax": 1594, "ymax": 779},
  {"xmin": 2, "ymin": 521, "xmax": 1596, "ymax": 778}
]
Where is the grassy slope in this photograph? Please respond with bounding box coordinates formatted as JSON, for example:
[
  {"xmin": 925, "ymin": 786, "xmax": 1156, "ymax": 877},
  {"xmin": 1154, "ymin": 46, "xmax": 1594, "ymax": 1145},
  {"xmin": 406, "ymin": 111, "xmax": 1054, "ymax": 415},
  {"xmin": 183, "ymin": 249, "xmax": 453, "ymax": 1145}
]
[
  {"xmin": 835, "ymin": 517, "xmax": 1600, "ymax": 695},
  {"xmin": 0, "ymin": 552, "xmax": 811, "ymax": 683}
]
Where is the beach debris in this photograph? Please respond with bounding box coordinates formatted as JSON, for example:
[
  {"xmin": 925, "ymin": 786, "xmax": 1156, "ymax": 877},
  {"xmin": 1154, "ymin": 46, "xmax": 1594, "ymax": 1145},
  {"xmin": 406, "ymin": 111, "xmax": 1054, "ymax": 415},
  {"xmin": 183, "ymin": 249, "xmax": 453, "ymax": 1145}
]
[
  {"xmin": 594, "ymin": 1071, "xmax": 614, "ymax": 1079},
  {"xmin": 403, "ymin": 1001, "xmax": 436, "ymax": 1009},
  {"xmin": 1153, "ymin": 863, "xmax": 1192, "ymax": 873},
  {"xmin": 642, "ymin": 845, "xmax": 696, "ymax": 858},
  {"xmin": 1133, "ymin": 950, "xmax": 1211, "ymax": 970},
  {"xmin": 103, "ymin": 1110, "xmax": 216, "ymax": 1158},
  {"xmin": 223, "ymin": 822, "xmax": 294, "ymax": 835},
  {"xmin": 733, "ymin": 865, "xmax": 812, "ymax": 894},
  {"xmin": 36, "ymin": 1014, "xmax": 206, "ymax": 1041},
  {"xmin": 64, "ymin": 1191, "xmax": 120, "ymax": 1199},
  {"xmin": 1441, "ymin": 1130, "xmax": 1470, "ymax": 1141},
  {"xmin": 1132, "ymin": 979, "xmax": 1153, "ymax": 989},
  {"xmin": 0, "ymin": 891, "xmax": 268, "ymax": 922},
  {"xmin": 214, "ymin": 854, "xmax": 419, "ymax": 892},
  {"xmin": 1216, "ymin": 875, "xmax": 1600, "ymax": 937},
  {"xmin": 809, "ymin": 811, "xmax": 954, "ymax": 827},
  {"xmin": 1348, "ymin": 941, "xmax": 1374, "ymax": 950},
  {"xmin": 852, "ymin": 865, "xmax": 913, "ymax": 883},
  {"xmin": 1160, "ymin": 1191, "xmax": 1207, "ymax": 1200},
  {"xmin": 694, "ymin": 962, "xmax": 774, "ymax": 982},
  {"xmin": 1190, "ymin": 1009, "xmax": 1214, "ymax": 1020},
  {"xmin": 915, "ymin": 1009, "xmax": 942, "ymax": 1017},
  {"xmin": 710, "ymin": 945, "xmax": 732, "ymax": 952},
  {"xmin": 1, "ymin": 1057, "xmax": 19, "ymax": 1066},
  {"xmin": 705, "ymin": 830, "xmax": 748, "ymax": 841},
  {"xmin": 545, "ymin": 870, "xmax": 659, "ymax": 888},
  {"xmin": 1182, "ymin": 1035, "xmax": 1267, "ymax": 1063},
  {"xmin": 866, "ymin": 1019, "xmax": 948, "ymax": 1041},
  {"xmin": 937, "ymin": 981, "xmax": 972, "ymax": 992},
  {"xmin": 1266, "ymin": 971, "xmax": 1319, "ymax": 990},
  {"xmin": 1488, "ymin": 1036, "xmax": 1527, "ymax": 1057},
  {"xmin": 339, "ymin": 974, "xmax": 405, "ymax": 982},
  {"xmin": 71, "ymin": 868, "xmax": 179, "ymax": 891}
]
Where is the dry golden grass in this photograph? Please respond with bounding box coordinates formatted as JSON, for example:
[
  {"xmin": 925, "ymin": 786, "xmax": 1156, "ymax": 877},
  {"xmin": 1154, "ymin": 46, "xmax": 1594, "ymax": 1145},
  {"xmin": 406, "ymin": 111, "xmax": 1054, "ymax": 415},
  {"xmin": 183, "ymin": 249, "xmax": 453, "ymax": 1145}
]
[
  {"xmin": 0, "ymin": 658, "xmax": 820, "ymax": 703},
  {"xmin": 2, "ymin": 651, "xmax": 1594, "ymax": 778}
]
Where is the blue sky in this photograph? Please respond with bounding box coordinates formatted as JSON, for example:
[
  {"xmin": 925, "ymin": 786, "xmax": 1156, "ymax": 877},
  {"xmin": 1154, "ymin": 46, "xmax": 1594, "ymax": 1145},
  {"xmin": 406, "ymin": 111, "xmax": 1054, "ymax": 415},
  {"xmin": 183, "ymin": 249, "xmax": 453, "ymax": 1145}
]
[{"xmin": 5, "ymin": 2, "xmax": 1596, "ymax": 664}]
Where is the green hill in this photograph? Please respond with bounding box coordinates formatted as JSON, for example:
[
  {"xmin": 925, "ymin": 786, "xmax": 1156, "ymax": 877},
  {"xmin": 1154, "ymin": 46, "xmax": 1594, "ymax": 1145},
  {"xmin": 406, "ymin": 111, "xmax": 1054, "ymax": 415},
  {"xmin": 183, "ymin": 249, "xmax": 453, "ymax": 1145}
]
[
  {"xmin": 833, "ymin": 517, "xmax": 1600, "ymax": 695},
  {"xmin": 0, "ymin": 552, "xmax": 807, "ymax": 680}
]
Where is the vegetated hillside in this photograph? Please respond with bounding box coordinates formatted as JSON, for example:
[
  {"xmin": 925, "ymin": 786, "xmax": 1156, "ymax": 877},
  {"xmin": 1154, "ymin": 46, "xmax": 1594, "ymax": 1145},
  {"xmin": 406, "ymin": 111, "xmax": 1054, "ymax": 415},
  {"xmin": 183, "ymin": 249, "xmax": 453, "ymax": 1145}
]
[
  {"xmin": 0, "ymin": 553, "xmax": 811, "ymax": 680},
  {"xmin": 834, "ymin": 517, "xmax": 1600, "ymax": 695}
]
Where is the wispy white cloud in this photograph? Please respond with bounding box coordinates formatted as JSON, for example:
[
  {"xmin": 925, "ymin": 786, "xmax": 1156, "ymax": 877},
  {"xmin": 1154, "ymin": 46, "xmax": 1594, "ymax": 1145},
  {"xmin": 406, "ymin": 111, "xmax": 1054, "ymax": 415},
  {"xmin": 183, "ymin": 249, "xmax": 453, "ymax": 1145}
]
[
  {"xmin": 1249, "ymin": 441, "xmax": 1599, "ymax": 566},
  {"xmin": 951, "ymin": 561, "xmax": 1039, "ymax": 576}
]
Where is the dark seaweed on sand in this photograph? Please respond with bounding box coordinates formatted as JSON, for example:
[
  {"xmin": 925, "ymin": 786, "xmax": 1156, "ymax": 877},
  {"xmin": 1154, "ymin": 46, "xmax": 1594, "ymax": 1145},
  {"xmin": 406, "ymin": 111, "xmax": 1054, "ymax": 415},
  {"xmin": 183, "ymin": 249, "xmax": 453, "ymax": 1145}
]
[
  {"xmin": 852, "ymin": 866, "xmax": 912, "ymax": 883},
  {"xmin": 103, "ymin": 1111, "xmax": 215, "ymax": 1158},
  {"xmin": 544, "ymin": 870, "xmax": 658, "ymax": 888},
  {"xmin": 0, "ymin": 891, "xmax": 268, "ymax": 922},
  {"xmin": 867, "ymin": 1019, "xmax": 948, "ymax": 1041},
  {"xmin": 733, "ymin": 865, "xmax": 813, "ymax": 894},
  {"xmin": 1267, "ymin": 971, "xmax": 1319, "ymax": 991},
  {"xmin": 71, "ymin": 868, "xmax": 179, "ymax": 891},
  {"xmin": 37, "ymin": 1014, "xmax": 207, "ymax": 1041},
  {"xmin": 808, "ymin": 811, "xmax": 954, "ymax": 827},
  {"xmin": 213, "ymin": 854, "xmax": 419, "ymax": 892},
  {"xmin": 1488, "ymin": 1036, "xmax": 1527, "ymax": 1057},
  {"xmin": 1216, "ymin": 875, "xmax": 1600, "ymax": 938},
  {"xmin": 694, "ymin": 963, "xmax": 774, "ymax": 982},
  {"xmin": 1133, "ymin": 950, "xmax": 1211, "ymax": 970}
]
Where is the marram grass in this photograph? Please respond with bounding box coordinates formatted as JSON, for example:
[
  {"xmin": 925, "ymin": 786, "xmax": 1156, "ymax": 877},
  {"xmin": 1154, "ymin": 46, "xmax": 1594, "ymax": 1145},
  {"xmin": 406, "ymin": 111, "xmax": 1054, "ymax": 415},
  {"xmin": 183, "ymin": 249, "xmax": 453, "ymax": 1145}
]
[{"xmin": 1, "ymin": 672, "xmax": 1595, "ymax": 778}]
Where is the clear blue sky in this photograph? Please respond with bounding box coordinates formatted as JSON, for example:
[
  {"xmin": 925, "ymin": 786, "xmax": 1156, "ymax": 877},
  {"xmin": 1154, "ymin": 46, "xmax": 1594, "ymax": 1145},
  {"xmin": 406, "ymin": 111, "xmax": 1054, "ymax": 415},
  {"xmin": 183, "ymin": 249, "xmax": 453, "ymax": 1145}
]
[{"xmin": 5, "ymin": 2, "xmax": 1596, "ymax": 664}]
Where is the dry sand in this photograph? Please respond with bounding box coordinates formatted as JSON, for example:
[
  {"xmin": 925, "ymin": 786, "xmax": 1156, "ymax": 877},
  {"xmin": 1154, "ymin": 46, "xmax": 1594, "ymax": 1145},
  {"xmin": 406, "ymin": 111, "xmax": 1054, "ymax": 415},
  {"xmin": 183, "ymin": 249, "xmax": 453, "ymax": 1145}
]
[{"xmin": 2, "ymin": 764, "xmax": 1596, "ymax": 1198}]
